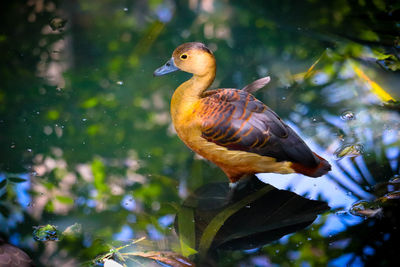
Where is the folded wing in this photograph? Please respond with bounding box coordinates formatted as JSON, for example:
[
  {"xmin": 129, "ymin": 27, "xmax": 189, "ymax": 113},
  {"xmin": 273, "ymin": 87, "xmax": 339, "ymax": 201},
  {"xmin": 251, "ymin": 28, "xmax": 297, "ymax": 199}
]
[{"xmin": 199, "ymin": 89, "xmax": 319, "ymax": 167}]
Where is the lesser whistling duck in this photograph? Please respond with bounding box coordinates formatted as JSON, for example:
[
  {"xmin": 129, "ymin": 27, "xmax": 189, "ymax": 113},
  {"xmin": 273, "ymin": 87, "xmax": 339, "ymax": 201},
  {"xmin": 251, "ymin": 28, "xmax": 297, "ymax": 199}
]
[{"xmin": 154, "ymin": 42, "xmax": 331, "ymax": 183}]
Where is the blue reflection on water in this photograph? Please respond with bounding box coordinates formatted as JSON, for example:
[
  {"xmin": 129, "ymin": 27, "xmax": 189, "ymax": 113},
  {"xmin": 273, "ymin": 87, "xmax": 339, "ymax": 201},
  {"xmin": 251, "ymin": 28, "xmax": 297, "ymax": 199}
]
[{"xmin": 113, "ymin": 224, "xmax": 134, "ymax": 241}]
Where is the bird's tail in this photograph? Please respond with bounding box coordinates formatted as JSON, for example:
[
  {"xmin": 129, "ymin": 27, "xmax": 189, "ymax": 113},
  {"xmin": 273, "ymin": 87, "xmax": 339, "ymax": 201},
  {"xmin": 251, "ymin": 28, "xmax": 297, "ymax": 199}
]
[{"xmin": 291, "ymin": 153, "xmax": 331, "ymax": 178}]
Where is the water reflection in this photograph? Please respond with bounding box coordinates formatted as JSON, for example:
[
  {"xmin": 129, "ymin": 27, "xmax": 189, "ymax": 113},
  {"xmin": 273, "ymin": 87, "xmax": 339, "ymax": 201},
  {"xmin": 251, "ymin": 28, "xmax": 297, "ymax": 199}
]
[{"xmin": 175, "ymin": 177, "xmax": 329, "ymax": 258}]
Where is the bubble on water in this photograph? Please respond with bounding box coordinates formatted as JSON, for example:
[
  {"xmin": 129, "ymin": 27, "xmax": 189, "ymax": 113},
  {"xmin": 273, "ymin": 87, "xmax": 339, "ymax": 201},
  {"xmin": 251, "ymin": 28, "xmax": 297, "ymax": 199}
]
[
  {"xmin": 49, "ymin": 17, "xmax": 67, "ymax": 31},
  {"xmin": 282, "ymin": 96, "xmax": 286, "ymax": 100},
  {"xmin": 334, "ymin": 143, "xmax": 364, "ymax": 160},
  {"xmin": 116, "ymin": 81, "xmax": 124, "ymax": 85},
  {"xmin": 340, "ymin": 111, "xmax": 356, "ymax": 121}
]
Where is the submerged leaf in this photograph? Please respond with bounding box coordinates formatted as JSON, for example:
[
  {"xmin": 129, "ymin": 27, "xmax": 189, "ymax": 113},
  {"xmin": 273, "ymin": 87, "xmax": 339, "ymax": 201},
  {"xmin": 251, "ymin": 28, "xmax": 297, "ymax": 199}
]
[
  {"xmin": 334, "ymin": 143, "xmax": 364, "ymax": 160},
  {"xmin": 33, "ymin": 225, "xmax": 60, "ymax": 242},
  {"xmin": 349, "ymin": 200, "xmax": 383, "ymax": 218},
  {"xmin": 177, "ymin": 206, "xmax": 197, "ymax": 257}
]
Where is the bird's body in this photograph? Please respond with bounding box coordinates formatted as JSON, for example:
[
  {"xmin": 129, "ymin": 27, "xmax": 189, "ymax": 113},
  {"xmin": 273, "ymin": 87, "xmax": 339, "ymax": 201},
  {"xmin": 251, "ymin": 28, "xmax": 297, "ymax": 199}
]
[{"xmin": 154, "ymin": 42, "xmax": 331, "ymax": 182}]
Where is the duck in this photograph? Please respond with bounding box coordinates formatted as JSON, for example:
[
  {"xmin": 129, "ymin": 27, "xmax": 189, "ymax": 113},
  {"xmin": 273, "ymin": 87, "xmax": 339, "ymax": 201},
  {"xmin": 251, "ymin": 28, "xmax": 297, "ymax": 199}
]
[{"xmin": 154, "ymin": 42, "xmax": 331, "ymax": 183}]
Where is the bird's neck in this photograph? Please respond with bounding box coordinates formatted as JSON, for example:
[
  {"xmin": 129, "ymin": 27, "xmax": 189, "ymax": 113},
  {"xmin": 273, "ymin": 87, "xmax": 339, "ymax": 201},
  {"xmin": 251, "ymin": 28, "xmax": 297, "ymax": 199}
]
[{"xmin": 171, "ymin": 70, "xmax": 215, "ymax": 125}]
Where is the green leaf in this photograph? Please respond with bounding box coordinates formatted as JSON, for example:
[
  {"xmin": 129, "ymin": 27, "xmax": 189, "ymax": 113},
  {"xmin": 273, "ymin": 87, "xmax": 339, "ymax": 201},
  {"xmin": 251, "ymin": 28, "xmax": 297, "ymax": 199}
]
[
  {"xmin": 177, "ymin": 206, "xmax": 197, "ymax": 257},
  {"xmin": 55, "ymin": 195, "xmax": 74, "ymax": 205},
  {"xmin": 8, "ymin": 177, "xmax": 27, "ymax": 183}
]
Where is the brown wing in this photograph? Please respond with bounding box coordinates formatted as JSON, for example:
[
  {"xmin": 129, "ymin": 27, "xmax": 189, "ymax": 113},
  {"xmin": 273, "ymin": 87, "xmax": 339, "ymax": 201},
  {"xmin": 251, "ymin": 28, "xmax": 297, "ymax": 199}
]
[{"xmin": 199, "ymin": 89, "xmax": 319, "ymax": 167}]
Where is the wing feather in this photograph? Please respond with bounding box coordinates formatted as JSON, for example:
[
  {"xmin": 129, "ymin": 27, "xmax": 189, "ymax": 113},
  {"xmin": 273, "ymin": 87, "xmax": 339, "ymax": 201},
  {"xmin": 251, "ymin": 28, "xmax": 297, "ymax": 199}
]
[{"xmin": 199, "ymin": 89, "xmax": 319, "ymax": 167}]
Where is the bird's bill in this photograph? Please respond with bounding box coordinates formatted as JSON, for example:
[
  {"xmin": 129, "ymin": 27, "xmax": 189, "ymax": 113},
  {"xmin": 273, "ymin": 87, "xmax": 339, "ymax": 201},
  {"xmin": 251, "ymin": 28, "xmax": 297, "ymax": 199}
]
[{"xmin": 153, "ymin": 58, "xmax": 179, "ymax": 76}]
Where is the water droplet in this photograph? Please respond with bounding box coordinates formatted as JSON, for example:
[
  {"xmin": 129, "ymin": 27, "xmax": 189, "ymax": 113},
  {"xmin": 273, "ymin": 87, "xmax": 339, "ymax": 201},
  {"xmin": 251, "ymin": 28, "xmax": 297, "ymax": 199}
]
[
  {"xmin": 307, "ymin": 237, "xmax": 312, "ymax": 241},
  {"xmin": 10, "ymin": 144, "xmax": 15, "ymax": 149},
  {"xmin": 123, "ymin": 8, "xmax": 128, "ymax": 11},
  {"xmin": 340, "ymin": 111, "xmax": 356, "ymax": 121},
  {"xmin": 275, "ymin": 249, "xmax": 280, "ymax": 253},
  {"xmin": 245, "ymin": 205, "xmax": 251, "ymax": 208},
  {"xmin": 334, "ymin": 143, "xmax": 364, "ymax": 160},
  {"xmin": 116, "ymin": 81, "xmax": 124, "ymax": 85},
  {"xmin": 49, "ymin": 17, "xmax": 67, "ymax": 31},
  {"xmin": 282, "ymin": 96, "xmax": 286, "ymax": 100},
  {"xmin": 312, "ymin": 117, "xmax": 317, "ymax": 122},
  {"xmin": 27, "ymin": 148, "xmax": 32, "ymax": 152},
  {"xmin": 82, "ymin": 118, "xmax": 87, "ymax": 122}
]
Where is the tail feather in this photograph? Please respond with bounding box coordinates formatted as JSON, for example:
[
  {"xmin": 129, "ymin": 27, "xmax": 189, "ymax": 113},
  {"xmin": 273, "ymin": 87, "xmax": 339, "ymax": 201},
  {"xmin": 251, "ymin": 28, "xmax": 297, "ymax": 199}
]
[{"xmin": 291, "ymin": 153, "xmax": 331, "ymax": 178}]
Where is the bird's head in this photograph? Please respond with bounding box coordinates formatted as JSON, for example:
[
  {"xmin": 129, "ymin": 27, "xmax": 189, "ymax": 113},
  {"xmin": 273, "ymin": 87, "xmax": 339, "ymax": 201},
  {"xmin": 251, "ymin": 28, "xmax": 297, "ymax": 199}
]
[{"xmin": 154, "ymin": 42, "xmax": 216, "ymax": 77}]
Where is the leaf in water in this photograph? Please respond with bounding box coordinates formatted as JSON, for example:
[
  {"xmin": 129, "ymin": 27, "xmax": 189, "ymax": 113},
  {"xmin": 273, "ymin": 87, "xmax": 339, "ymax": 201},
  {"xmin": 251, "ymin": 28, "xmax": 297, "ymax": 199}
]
[
  {"xmin": 352, "ymin": 62, "xmax": 395, "ymax": 102},
  {"xmin": 177, "ymin": 206, "xmax": 197, "ymax": 257},
  {"xmin": 349, "ymin": 200, "xmax": 382, "ymax": 218},
  {"xmin": 7, "ymin": 177, "xmax": 27, "ymax": 183},
  {"xmin": 334, "ymin": 143, "xmax": 364, "ymax": 160},
  {"xmin": 198, "ymin": 184, "xmax": 274, "ymax": 255},
  {"xmin": 176, "ymin": 177, "xmax": 329, "ymax": 255},
  {"xmin": 33, "ymin": 224, "xmax": 60, "ymax": 242},
  {"xmin": 0, "ymin": 179, "xmax": 7, "ymax": 189}
]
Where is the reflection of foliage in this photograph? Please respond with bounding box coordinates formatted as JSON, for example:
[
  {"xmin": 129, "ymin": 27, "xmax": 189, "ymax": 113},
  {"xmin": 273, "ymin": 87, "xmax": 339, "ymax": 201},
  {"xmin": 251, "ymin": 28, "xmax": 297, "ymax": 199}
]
[{"xmin": 0, "ymin": 0, "xmax": 399, "ymax": 266}]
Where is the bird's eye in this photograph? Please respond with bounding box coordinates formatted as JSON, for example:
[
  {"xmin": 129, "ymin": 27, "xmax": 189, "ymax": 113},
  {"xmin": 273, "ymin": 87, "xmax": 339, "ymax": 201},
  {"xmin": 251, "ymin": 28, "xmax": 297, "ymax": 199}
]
[{"xmin": 180, "ymin": 54, "xmax": 188, "ymax": 60}]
